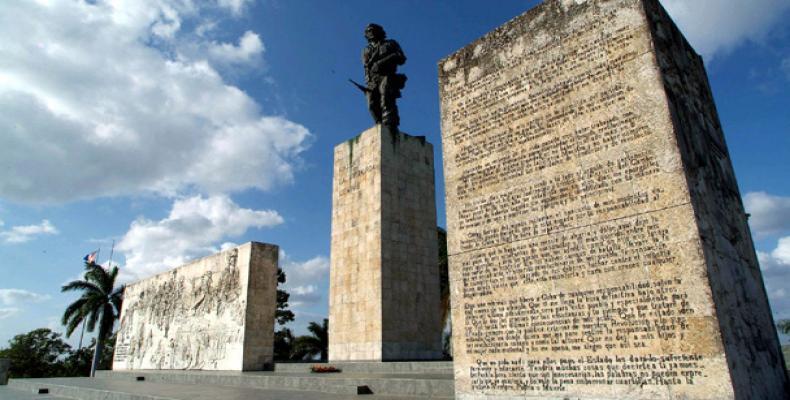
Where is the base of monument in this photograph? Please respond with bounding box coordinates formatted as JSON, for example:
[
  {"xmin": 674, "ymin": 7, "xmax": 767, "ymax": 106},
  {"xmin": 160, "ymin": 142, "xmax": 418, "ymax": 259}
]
[
  {"xmin": 3, "ymin": 362, "xmax": 454, "ymax": 399},
  {"xmin": 329, "ymin": 342, "xmax": 444, "ymax": 362}
]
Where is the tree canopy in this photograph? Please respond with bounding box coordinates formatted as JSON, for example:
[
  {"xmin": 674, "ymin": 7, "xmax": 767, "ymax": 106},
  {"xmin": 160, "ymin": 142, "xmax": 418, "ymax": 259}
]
[
  {"xmin": 291, "ymin": 319, "xmax": 328, "ymax": 362},
  {"xmin": 0, "ymin": 328, "xmax": 70, "ymax": 378},
  {"xmin": 0, "ymin": 328, "xmax": 117, "ymax": 379}
]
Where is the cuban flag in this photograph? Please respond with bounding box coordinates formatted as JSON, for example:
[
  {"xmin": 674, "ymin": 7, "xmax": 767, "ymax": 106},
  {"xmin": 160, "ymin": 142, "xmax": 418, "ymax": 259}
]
[{"xmin": 83, "ymin": 250, "xmax": 98, "ymax": 264}]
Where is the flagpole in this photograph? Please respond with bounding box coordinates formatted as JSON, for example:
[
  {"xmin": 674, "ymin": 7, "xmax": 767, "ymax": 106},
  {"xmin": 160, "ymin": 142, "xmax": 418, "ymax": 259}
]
[
  {"xmin": 78, "ymin": 320, "xmax": 86, "ymax": 349},
  {"xmin": 78, "ymin": 246, "xmax": 100, "ymax": 349},
  {"xmin": 108, "ymin": 240, "xmax": 115, "ymax": 269}
]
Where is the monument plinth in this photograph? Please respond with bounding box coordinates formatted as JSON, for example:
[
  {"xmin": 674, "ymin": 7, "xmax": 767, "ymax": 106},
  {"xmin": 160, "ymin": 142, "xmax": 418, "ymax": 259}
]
[
  {"xmin": 439, "ymin": 0, "xmax": 789, "ymax": 398},
  {"xmin": 328, "ymin": 125, "xmax": 443, "ymax": 361},
  {"xmin": 113, "ymin": 242, "xmax": 278, "ymax": 371}
]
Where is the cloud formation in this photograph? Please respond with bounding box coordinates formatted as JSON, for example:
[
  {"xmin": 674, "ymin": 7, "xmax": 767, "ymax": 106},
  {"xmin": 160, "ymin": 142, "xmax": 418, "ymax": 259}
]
[
  {"xmin": 0, "ymin": 220, "xmax": 58, "ymax": 244},
  {"xmin": 117, "ymin": 195, "xmax": 283, "ymax": 282},
  {"xmin": 0, "ymin": 289, "xmax": 51, "ymax": 305},
  {"xmin": 217, "ymin": 0, "xmax": 254, "ymax": 16},
  {"xmin": 744, "ymin": 192, "xmax": 790, "ymax": 237},
  {"xmin": 769, "ymin": 237, "xmax": 790, "ymax": 266},
  {"xmin": 0, "ymin": 1, "xmax": 310, "ymax": 204},
  {"xmin": 661, "ymin": 0, "xmax": 790, "ymax": 60},
  {"xmin": 747, "ymin": 191, "xmax": 790, "ymax": 325},
  {"xmin": 280, "ymin": 254, "xmax": 330, "ymax": 306},
  {"xmin": 0, "ymin": 308, "xmax": 18, "ymax": 320},
  {"xmin": 207, "ymin": 30, "xmax": 265, "ymax": 67},
  {"xmin": 0, "ymin": 289, "xmax": 50, "ymax": 323},
  {"xmin": 758, "ymin": 238, "xmax": 790, "ymax": 321}
]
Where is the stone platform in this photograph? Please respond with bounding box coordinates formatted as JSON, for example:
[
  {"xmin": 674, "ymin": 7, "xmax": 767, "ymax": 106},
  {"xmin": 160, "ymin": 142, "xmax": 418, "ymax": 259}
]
[{"xmin": 2, "ymin": 362, "xmax": 454, "ymax": 399}]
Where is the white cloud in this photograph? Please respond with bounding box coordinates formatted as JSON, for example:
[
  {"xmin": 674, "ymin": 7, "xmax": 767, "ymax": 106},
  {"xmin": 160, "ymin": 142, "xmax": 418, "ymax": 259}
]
[
  {"xmin": 220, "ymin": 241, "xmax": 239, "ymax": 251},
  {"xmin": 781, "ymin": 57, "xmax": 790, "ymax": 80},
  {"xmin": 0, "ymin": 1, "xmax": 310, "ymax": 204},
  {"xmin": 0, "ymin": 289, "xmax": 51, "ymax": 305},
  {"xmin": 291, "ymin": 285, "xmax": 317, "ymax": 296},
  {"xmin": 280, "ymin": 253, "xmax": 330, "ymax": 305},
  {"xmin": 281, "ymin": 254, "xmax": 329, "ymax": 284},
  {"xmin": 207, "ymin": 30, "xmax": 264, "ymax": 66},
  {"xmin": 771, "ymin": 237, "xmax": 790, "ymax": 266},
  {"xmin": 0, "ymin": 219, "xmax": 58, "ymax": 243},
  {"xmin": 289, "ymin": 285, "xmax": 322, "ymax": 306},
  {"xmin": 758, "ymin": 237, "xmax": 790, "ymax": 321},
  {"xmin": 117, "ymin": 194, "xmax": 283, "ymax": 282},
  {"xmin": 196, "ymin": 20, "xmax": 219, "ymax": 37},
  {"xmin": 217, "ymin": 0, "xmax": 253, "ymax": 16},
  {"xmin": 743, "ymin": 192, "xmax": 790, "ymax": 237},
  {"xmin": 661, "ymin": 0, "xmax": 790, "ymax": 60},
  {"xmin": 0, "ymin": 308, "xmax": 19, "ymax": 320}
]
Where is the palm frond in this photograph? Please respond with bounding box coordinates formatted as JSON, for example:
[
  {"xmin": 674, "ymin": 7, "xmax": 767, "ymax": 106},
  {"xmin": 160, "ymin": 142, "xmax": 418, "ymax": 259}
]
[
  {"xmin": 110, "ymin": 286, "xmax": 124, "ymax": 316},
  {"xmin": 85, "ymin": 307, "xmax": 99, "ymax": 332},
  {"xmin": 109, "ymin": 266, "xmax": 119, "ymax": 284},
  {"xmin": 307, "ymin": 322, "xmax": 327, "ymax": 341},
  {"xmin": 62, "ymin": 297, "xmax": 88, "ymax": 326},
  {"xmin": 84, "ymin": 263, "xmax": 112, "ymax": 291},
  {"xmin": 291, "ymin": 336, "xmax": 323, "ymax": 360},
  {"xmin": 65, "ymin": 311, "xmax": 86, "ymax": 337},
  {"xmin": 62, "ymin": 280, "xmax": 104, "ymax": 295},
  {"xmin": 98, "ymin": 303, "xmax": 115, "ymax": 341}
]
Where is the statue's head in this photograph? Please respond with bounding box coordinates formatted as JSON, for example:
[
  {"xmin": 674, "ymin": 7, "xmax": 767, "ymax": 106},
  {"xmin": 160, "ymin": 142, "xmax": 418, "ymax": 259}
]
[{"xmin": 365, "ymin": 23, "xmax": 386, "ymax": 42}]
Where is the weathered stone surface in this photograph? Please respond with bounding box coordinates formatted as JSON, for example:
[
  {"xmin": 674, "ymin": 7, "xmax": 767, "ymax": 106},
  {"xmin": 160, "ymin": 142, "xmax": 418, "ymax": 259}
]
[
  {"xmin": 113, "ymin": 242, "xmax": 278, "ymax": 371},
  {"xmin": 438, "ymin": 0, "xmax": 790, "ymax": 398},
  {"xmin": 328, "ymin": 125, "xmax": 443, "ymax": 361},
  {"xmin": 0, "ymin": 358, "xmax": 9, "ymax": 385}
]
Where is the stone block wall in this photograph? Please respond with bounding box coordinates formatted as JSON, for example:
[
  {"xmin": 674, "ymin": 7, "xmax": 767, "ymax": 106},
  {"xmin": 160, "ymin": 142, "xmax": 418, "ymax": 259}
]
[
  {"xmin": 329, "ymin": 125, "xmax": 442, "ymax": 361},
  {"xmin": 438, "ymin": 0, "xmax": 789, "ymax": 398}
]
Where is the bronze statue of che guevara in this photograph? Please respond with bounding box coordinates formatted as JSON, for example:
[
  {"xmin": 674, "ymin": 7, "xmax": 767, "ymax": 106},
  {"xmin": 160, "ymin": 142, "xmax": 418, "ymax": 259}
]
[{"xmin": 360, "ymin": 23, "xmax": 407, "ymax": 133}]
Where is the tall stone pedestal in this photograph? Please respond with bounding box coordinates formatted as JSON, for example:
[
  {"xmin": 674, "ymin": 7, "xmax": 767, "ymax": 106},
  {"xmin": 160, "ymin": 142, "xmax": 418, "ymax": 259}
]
[
  {"xmin": 113, "ymin": 242, "xmax": 278, "ymax": 371},
  {"xmin": 439, "ymin": 0, "xmax": 789, "ymax": 398},
  {"xmin": 328, "ymin": 125, "xmax": 443, "ymax": 361}
]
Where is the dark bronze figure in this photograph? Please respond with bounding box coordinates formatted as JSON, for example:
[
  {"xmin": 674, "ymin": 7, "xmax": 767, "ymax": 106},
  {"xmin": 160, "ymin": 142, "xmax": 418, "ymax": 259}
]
[{"xmin": 361, "ymin": 23, "xmax": 407, "ymax": 132}]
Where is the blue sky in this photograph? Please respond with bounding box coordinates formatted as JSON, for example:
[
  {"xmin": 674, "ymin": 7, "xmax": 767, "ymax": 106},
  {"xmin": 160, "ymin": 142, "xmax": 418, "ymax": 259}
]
[{"xmin": 1, "ymin": 0, "xmax": 789, "ymax": 348}]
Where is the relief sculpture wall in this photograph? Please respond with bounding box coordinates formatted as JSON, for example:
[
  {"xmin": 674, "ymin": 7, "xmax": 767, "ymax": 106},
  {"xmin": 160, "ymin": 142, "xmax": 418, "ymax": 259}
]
[{"xmin": 113, "ymin": 242, "xmax": 277, "ymax": 371}]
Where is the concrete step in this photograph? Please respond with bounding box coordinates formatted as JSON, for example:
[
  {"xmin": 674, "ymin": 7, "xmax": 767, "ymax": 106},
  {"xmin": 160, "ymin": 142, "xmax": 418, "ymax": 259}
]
[
  {"xmin": 97, "ymin": 369, "xmax": 454, "ymax": 398},
  {"xmin": 8, "ymin": 376, "xmax": 453, "ymax": 399},
  {"xmin": 274, "ymin": 361, "xmax": 454, "ymax": 374},
  {"xmin": 0, "ymin": 386, "xmax": 71, "ymax": 400}
]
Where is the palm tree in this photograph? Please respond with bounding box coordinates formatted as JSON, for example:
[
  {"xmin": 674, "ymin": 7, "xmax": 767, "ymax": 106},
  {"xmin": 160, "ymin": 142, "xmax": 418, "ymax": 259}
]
[
  {"xmin": 62, "ymin": 261, "xmax": 124, "ymax": 377},
  {"xmin": 291, "ymin": 319, "xmax": 328, "ymax": 361}
]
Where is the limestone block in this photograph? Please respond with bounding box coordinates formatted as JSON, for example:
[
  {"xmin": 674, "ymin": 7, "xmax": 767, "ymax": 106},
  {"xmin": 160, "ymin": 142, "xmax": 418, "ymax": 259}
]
[
  {"xmin": 328, "ymin": 125, "xmax": 443, "ymax": 361},
  {"xmin": 112, "ymin": 242, "xmax": 278, "ymax": 371},
  {"xmin": 438, "ymin": 0, "xmax": 789, "ymax": 398}
]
